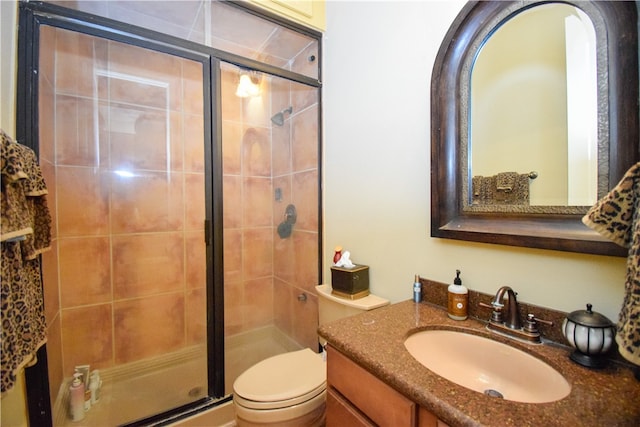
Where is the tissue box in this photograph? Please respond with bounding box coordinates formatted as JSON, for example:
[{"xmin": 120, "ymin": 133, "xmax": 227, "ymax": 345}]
[{"xmin": 331, "ymin": 264, "xmax": 370, "ymax": 299}]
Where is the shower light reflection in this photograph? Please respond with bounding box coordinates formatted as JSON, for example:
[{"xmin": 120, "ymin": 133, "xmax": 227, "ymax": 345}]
[{"xmin": 114, "ymin": 170, "xmax": 136, "ymax": 178}]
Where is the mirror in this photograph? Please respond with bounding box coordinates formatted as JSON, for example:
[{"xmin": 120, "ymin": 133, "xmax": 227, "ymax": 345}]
[
  {"xmin": 469, "ymin": 4, "xmax": 598, "ymax": 210},
  {"xmin": 431, "ymin": 1, "xmax": 638, "ymax": 256}
]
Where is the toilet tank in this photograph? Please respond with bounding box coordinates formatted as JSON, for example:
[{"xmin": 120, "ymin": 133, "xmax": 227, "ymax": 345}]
[{"xmin": 315, "ymin": 284, "xmax": 389, "ymax": 326}]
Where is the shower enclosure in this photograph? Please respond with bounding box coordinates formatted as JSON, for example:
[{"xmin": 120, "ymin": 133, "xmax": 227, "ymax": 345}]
[{"xmin": 17, "ymin": 1, "xmax": 321, "ymax": 425}]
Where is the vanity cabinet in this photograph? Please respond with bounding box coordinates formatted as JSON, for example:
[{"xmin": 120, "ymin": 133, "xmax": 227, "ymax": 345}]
[{"xmin": 326, "ymin": 345, "xmax": 449, "ymax": 427}]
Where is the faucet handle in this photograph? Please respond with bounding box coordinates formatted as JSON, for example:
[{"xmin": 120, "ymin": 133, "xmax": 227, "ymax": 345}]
[
  {"xmin": 479, "ymin": 301, "xmax": 503, "ymax": 323},
  {"xmin": 523, "ymin": 313, "xmax": 553, "ymax": 333},
  {"xmin": 530, "ymin": 313, "xmax": 553, "ymax": 326},
  {"xmin": 479, "ymin": 301, "xmax": 504, "ymax": 310}
]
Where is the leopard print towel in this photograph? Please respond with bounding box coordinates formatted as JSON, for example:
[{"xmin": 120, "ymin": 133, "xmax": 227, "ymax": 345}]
[
  {"xmin": 1, "ymin": 130, "xmax": 51, "ymax": 395},
  {"xmin": 582, "ymin": 162, "xmax": 640, "ymax": 366}
]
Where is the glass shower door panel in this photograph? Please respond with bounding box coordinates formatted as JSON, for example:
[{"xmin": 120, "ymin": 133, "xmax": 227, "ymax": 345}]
[
  {"xmin": 38, "ymin": 26, "xmax": 208, "ymax": 425},
  {"xmin": 220, "ymin": 62, "xmax": 320, "ymax": 395}
]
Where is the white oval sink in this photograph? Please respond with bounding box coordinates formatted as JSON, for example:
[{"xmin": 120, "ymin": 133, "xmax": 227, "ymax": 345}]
[{"xmin": 404, "ymin": 330, "xmax": 571, "ymax": 403}]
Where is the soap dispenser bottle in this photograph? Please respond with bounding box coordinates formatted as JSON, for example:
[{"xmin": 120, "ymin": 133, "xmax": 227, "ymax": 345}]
[
  {"xmin": 447, "ymin": 269, "xmax": 468, "ymax": 320},
  {"xmin": 413, "ymin": 274, "xmax": 421, "ymax": 303}
]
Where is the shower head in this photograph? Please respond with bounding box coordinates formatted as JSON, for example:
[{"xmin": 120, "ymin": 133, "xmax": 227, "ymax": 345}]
[{"xmin": 271, "ymin": 106, "xmax": 293, "ymax": 126}]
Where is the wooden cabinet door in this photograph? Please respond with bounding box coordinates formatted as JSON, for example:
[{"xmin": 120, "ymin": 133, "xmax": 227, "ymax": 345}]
[
  {"xmin": 327, "ymin": 388, "xmax": 375, "ymax": 427},
  {"xmin": 327, "ymin": 346, "xmax": 416, "ymax": 426}
]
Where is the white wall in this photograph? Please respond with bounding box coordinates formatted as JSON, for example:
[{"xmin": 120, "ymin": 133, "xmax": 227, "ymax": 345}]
[{"xmin": 322, "ymin": 0, "xmax": 626, "ymax": 322}]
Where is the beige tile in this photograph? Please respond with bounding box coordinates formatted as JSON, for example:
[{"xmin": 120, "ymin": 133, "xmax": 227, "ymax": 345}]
[
  {"xmin": 45, "ymin": 315, "xmax": 64, "ymax": 404},
  {"xmin": 292, "ymin": 288, "xmax": 318, "ymax": 350},
  {"xmin": 182, "ymin": 59, "xmax": 204, "ymax": 116},
  {"xmin": 59, "ymin": 237, "xmax": 111, "ymax": 308},
  {"xmin": 223, "ymin": 175, "xmax": 242, "ymax": 229},
  {"xmin": 223, "ymin": 228, "xmax": 242, "ymax": 284},
  {"xmin": 222, "ymin": 121, "xmax": 242, "ymax": 175},
  {"xmin": 184, "ymin": 172, "xmax": 205, "ymax": 231},
  {"xmin": 169, "ymin": 111, "xmax": 185, "ymax": 171},
  {"xmin": 242, "ymin": 228, "xmax": 273, "ymax": 280},
  {"xmin": 104, "ymin": 0, "xmax": 202, "ymax": 40},
  {"xmin": 55, "ymin": 30, "xmax": 106, "ymax": 98},
  {"xmin": 271, "ymin": 122, "xmax": 291, "ymax": 176},
  {"xmin": 244, "ymin": 277, "xmax": 273, "ymax": 329},
  {"xmin": 183, "ymin": 113, "xmax": 205, "ymax": 173},
  {"xmin": 255, "ymin": 51, "xmax": 289, "ymax": 70},
  {"xmin": 108, "ymin": 41, "xmax": 182, "ymax": 111},
  {"xmin": 114, "ymin": 293, "xmax": 185, "ymax": 364},
  {"xmin": 274, "ymin": 226, "xmax": 295, "ymax": 283},
  {"xmin": 293, "ymin": 231, "xmax": 319, "ymax": 293},
  {"xmin": 241, "ymin": 90, "xmax": 270, "ymax": 128},
  {"xmin": 186, "ymin": 288, "xmax": 207, "ymax": 345},
  {"xmin": 112, "ymin": 233, "xmax": 184, "ymax": 299},
  {"xmin": 108, "ymin": 105, "xmax": 171, "ymax": 172},
  {"xmin": 292, "ymin": 105, "xmax": 318, "ymax": 172},
  {"xmin": 292, "ymin": 169, "xmax": 318, "ymax": 232},
  {"xmin": 291, "ymin": 81, "xmax": 318, "ymax": 116},
  {"xmin": 273, "ymin": 278, "xmax": 293, "ymax": 336},
  {"xmin": 56, "ymin": 166, "xmax": 110, "ymax": 237},
  {"xmin": 61, "ymin": 304, "xmax": 113, "ymax": 373},
  {"xmin": 242, "ymin": 127, "xmax": 271, "ymax": 177},
  {"xmin": 38, "ymin": 81, "xmax": 55, "ymax": 165},
  {"xmin": 39, "ymin": 26, "xmax": 56, "ymax": 89},
  {"xmin": 270, "ymin": 77, "xmax": 291, "ymax": 118},
  {"xmin": 291, "ymin": 42, "xmax": 320, "ymax": 81},
  {"xmin": 55, "ymin": 95, "xmax": 101, "ymax": 167},
  {"xmin": 110, "ymin": 77, "xmax": 169, "ymax": 110},
  {"xmin": 43, "ymin": 15, "xmax": 324, "ymax": 417},
  {"xmin": 262, "ymin": 28, "xmax": 312, "ymax": 67},
  {"xmin": 224, "ymin": 279, "xmax": 243, "ymax": 336},
  {"xmin": 272, "ymin": 175, "xmax": 292, "ymax": 229},
  {"xmin": 273, "ymin": 175, "xmax": 292, "ymax": 203},
  {"xmin": 221, "ymin": 67, "xmax": 242, "ymax": 123},
  {"xmin": 185, "ymin": 230, "xmax": 206, "ymax": 289},
  {"xmin": 111, "ymin": 170, "xmax": 183, "ymax": 233},
  {"xmin": 242, "ymin": 177, "xmax": 272, "ymax": 227}
]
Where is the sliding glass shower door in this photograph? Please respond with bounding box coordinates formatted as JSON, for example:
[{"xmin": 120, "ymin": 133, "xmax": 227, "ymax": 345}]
[
  {"xmin": 19, "ymin": 1, "xmax": 321, "ymax": 425},
  {"xmin": 36, "ymin": 24, "xmax": 212, "ymax": 426}
]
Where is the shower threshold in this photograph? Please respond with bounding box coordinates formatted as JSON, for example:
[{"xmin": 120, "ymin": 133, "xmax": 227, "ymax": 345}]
[{"xmin": 53, "ymin": 345, "xmax": 207, "ymax": 427}]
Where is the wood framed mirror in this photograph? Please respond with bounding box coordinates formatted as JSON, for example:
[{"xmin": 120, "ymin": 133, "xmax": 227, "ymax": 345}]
[{"xmin": 431, "ymin": 0, "xmax": 638, "ymax": 256}]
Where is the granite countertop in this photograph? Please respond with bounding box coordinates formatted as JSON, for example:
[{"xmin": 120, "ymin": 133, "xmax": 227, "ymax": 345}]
[{"xmin": 318, "ymin": 300, "xmax": 640, "ymax": 427}]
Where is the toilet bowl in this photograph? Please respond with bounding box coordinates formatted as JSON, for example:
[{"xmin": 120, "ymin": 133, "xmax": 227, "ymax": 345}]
[
  {"xmin": 232, "ymin": 284, "xmax": 389, "ymax": 426},
  {"xmin": 233, "ymin": 348, "xmax": 326, "ymax": 427}
]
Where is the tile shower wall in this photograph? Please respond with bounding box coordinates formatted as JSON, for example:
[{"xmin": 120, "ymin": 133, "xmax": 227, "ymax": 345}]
[
  {"xmin": 35, "ymin": 8, "xmax": 320, "ymax": 411},
  {"xmin": 37, "ymin": 27, "xmax": 206, "ymax": 403},
  {"xmin": 221, "ymin": 67, "xmax": 319, "ymax": 351}
]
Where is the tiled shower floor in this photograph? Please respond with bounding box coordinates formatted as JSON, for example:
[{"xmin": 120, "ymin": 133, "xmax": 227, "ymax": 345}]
[
  {"xmin": 54, "ymin": 326, "xmax": 300, "ymax": 426},
  {"xmin": 55, "ymin": 346, "xmax": 207, "ymax": 426}
]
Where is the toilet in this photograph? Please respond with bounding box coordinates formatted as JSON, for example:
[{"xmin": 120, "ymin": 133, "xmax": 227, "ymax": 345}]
[{"xmin": 232, "ymin": 284, "xmax": 389, "ymax": 426}]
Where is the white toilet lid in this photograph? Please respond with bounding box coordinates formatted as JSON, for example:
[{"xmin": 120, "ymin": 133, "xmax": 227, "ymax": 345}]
[{"xmin": 233, "ymin": 348, "xmax": 326, "ymax": 409}]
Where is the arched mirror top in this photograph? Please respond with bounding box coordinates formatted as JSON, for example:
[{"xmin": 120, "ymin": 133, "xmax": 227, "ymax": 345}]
[{"xmin": 431, "ymin": 0, "xmax": 638, "ymax": 256}]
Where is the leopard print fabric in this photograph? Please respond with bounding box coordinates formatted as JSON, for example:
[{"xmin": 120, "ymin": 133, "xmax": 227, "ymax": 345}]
[
  {"xmin": 1, "ymin": 130, "xmax": 32, "ymax": 241},
  {"xmin": 583, "ymin": 162, "xmax": 640, "ymax": 366},
  {"xmin": 1, "ymin": 130, "xmax": 51, "ymax": 395}
]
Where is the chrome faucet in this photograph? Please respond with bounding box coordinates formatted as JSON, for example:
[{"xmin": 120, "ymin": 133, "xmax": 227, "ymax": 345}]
[{"xmin": 479, "ymin": 286, "xmax": 552, "ymax": 344}]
